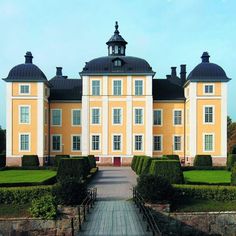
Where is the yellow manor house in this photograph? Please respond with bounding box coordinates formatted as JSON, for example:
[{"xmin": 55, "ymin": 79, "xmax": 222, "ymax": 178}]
[{"xmin": 3, "ymin": 22, "xmax": 231, "ymax": 166}]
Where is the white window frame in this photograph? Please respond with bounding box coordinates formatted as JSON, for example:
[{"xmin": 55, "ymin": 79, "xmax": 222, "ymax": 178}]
[
  {"xmin": 90, "ymin": 134, "xmax": 101, "ymax": 152},
  {"xmin": 153, "ymin": 135, "xmax": 163, "ymax": 152},
  {"xmin": 112, "ymin": 108, "xmax": 123, "ymax": 125},
  {"xmin": 71, "ymin": 109, "xmax": 81, "ymax": 126},
  {"xmin": 203, "ymin": 105, "xmax": 215, "ymax": 124},
  {"xmin": 19, "ymin": 105, "xmax": 31, "ymax": 124},
  {"xmin": 51, "ymin": 109, "xmax": 62, "ymax": 127},
  {"xmin": 173, "ymin": 109, "xmax": 183, "ymax": 126},
  {"xmin": 173, "ymin": 135, "xmax": 182, "ymax": 152},
  {"xmin": 71, "ymin": 134, "xmax": 81, "ymax": 152},
  {"xmin": 112, "ymin": 134, "xmax": 122, "ymax": 152},
  {"xmin": 133, "ymin": 134, "xmax": 144, "ymax": 152},
  {"xmin": 91, "ymin": 107, "xmax": 101, "ymax": 125},
  {"xmin": 133, "ymin": 107, "xmax": 144, "ymax": 125},
  {"xmin": 153, "ymin": 109, "xmax": 163, "ymax": 126},
  {"xmin": 19, "ymin": 83, "xmax": 30, "ymax": 95},
  {"xmin": 112, "ymin": 79, "xmax": 122, "ymax": 96},
  {"xmin": 203, "ymin": 133, "xmax": 215, "ymax": 152},
  {"xmin": 134, "ymin": 79, "xmax": 144, "ymax": 96},
  {"xmin": 203, "ymin": 83, "xmax": 215, "ymax": 95},
  {"xmin": 51, "ymin": 134, "xmax": 62, "ymax": 152},
  {"xmin": 91, "ymin": 79, "xmax": 101, "ymax": 96},
  {"xmin": 19, "ymin": 133, "xmax": 31, "ymax": 152}
]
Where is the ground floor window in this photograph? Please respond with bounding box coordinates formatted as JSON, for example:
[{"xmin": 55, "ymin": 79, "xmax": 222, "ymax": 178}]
[
  {"xmin": 174, "ymin": 136, "xmax": 181, "ymax": 151},
  {"xmin": 72, "ymin": 135, "xmax": 81, "ymax": 151},
  {"xmin": 92, "ymin": 135, "xmax": 100, "ymax": 151},
  {"xmin": 135, "ymin": 135, "xmax": 143, "ymax": 151},
  {"xmin": 204, "ymin": 134, "xmax": 213, "ymax": 151},
  {"xmin": 52, "ymin": 135, "xmax": 61, "ymax": 151},
  {"xmin": 113, "ymin": 135, "xmax": 121, "ymax": 151},
  {"xmin": 153, "ymin": 136, "xmax": 162, "ymax": 151},
  {"xmin": 20, "ymin": 134, "xmax": 30, "ymax": 151}
]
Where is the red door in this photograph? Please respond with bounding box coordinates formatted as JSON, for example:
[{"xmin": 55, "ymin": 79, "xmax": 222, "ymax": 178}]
[{"xmin": 113, "ymin": 157, "xmax": 121, "ymax": 167}]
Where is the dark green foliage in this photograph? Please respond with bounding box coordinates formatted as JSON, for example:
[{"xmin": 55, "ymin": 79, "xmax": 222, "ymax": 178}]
[
  {"xmin": 149, "ymin": 160, "xmax": 184, "ymax": 184},
  {"xmin": 0, "ymin": 186, "xmax": 52, "ymax": 204},
  {"xmin": 231, "ymin": 164, "xmax": 236, "ymax": 186},
  {"xmin": 136, "ymin": 174, "xmax": 174, "ymax": 202},
  {"xmin": 131, "ymin": 156, "xmax": 138, "ymax": 171},
  {"xmin": 227, "ymin": 154, "xmax": 236, "ymax": 171},
  {"xmin": 54, "ymin": 155, "xmax": 70, "ymax": 167},
  {"xmin": 136, "ymin": 156, "xmax": 146, "ymax": 175},
  {"xmin": 57, "ymin": 158, "xmax": 86, "ymax": 182},
  {"xmin": 73, "ymin": 156, "xmax": 90, "ymax": 176},
  {"xmin": 193, "ymin": 155, "xmax": 212, "ymax": 167},
  {"xmin": 0, "ymin": 128, "xmax": 6, "ymax": 154},
  {"xmin": 22, "ymin": 155, "xmax": 39, "ymax": 167},
  {"xmin": 163, "ymin": 155, "xmax": 179, "ymax": 160},
  {"xmin": 30, "ymin": 195, "xmax": 57, "ymax": 219},
  {"xmin": 174, "ymin": 184, "xmax": 236, "ymax": 201},
  {"xmin": 232, "ymin": 146, "xmax": 236, "ymax": 154},
  {"xmin": 134, "ymin": 156, "xmax": 142, "ymax": 173},
  {"xmin": 52, "ymin": 178, "xmax": 87, "ymax": 205},
  {"xmin": 0, "ymin": 154, "xmax": 6, "ymax": 168},
  {"xmin": 140, "ymin": 156, "xmax": 151, "ymax": 174},
  {"xmin": 88, "ymin": 155, "xmax": 96, "ymax": 169}
]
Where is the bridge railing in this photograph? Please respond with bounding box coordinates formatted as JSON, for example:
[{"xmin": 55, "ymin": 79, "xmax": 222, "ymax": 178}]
[{"xmin": 133, "ymin": 187, "xmax": 162, "ymax": 236}]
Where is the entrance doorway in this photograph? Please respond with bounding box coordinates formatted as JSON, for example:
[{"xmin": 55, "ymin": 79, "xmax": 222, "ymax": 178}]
[{"xmin": 113, "ymin": 157, "xmax": 121, "ymax": 167}]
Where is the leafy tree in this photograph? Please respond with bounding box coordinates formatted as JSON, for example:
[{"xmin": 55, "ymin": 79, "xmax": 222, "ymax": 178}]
[
  {"xmin": 0, "ymin": 127, "xmax": 6, "ymax": 154},
  {"xmin": 228, "ymin": 116, "xmax": 236, "ymax": 153}
]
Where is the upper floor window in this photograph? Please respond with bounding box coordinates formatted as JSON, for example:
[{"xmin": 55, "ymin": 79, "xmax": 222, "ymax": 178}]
[
  {"xmin": 113, "ymin": 108, "xmax": 122, "ymax": 124},
  {"xmin": 134, "ymin": 108, "xmax": 143, "ymax": 124},
  {"xmin": 204, "ymin": 84, "xmax": 214, "ymax": 94},
  {"xmin": 113, "ymin": 80, "xmax": 122, "ymax": 95},
  {"xmin": 19, "ymin": 84, "xmax": 30, "ymax": 95},
  {"xmin": 113, "ymin": 135, "xmax": 121, "ymax": 151},
  {"xmin": 51, "ymin": 109, "xmax": 62, "ymax": 126},
  {"xmin": 72, "ymin": 109, "xmax": 81, "ymax": 126},
  {"xmin": 92, "ymin": 80, "xmax": 100, "ymax": 96},
  {"xmin": 91, "ymin": 108, "xmax": 100, "ymax": 124},
  {"xmin": 153, "ymin": 110, "xmax": 162, "ymax": 125},
  {"xmin": 174, "ymin": 110, "xmax": 182, "ymax": 125},
  {"xmin": 135, "ymin": 80, "xmax": 143, "ymax": 96},
  {"xmin": 20, "ymin": 133, "xmax": 30, "ymax": 151},
  {"xmin": 204, "ymin": 106, "xmax": 214, "ymax": 123},
  {"xmin": 204, "ymin": 134, "xmax": 214, "ymax": 151},
  {"xmin": 19, "ymin": 106, "xmax": 30, "ymax": 124},
  {"xmin": 174, "ymin": 136, "xmax": 181, "ymax": 151}
]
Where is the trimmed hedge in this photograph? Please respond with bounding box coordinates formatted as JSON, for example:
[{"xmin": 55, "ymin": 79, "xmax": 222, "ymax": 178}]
[
  {"xmin": 231, "ymin": 164, "xmax": 236, "ymax": 186},
  {"xmin": 149, "ymin": 160, "xmax": 184, "ymax": 184},
  {"xmin": 140, "ymin": 156, "xmax": 151, "ymax": 175},
  {"xmin": 193, "ymin": 155, "xmax": 212, "ymax": 167},
  {"xmin": 136, "ymin": 156, "xmax": 146, "ymax": 175},
  {"xmin": 22, "ymin": 155, "xmax": 39, "ymax": 167},
  {"xmin": 227, "ymin": 154, "xmax": 236, "ymax": 171},
  {"xmin": 73, "ymin": 156, "xmax": 90, "ymax": 176},
  {"xmin": 134, "ymin": 156, "xmax": 142, "ymax": 173},
  {"xmin": 131, "ymin": 156, "xmax": 138, "ymax": 171},
  {"xmin": 174, "ymin": 184, "xmax": 236, "ymax": 201},
  {"xmin": 163, "ymin": 155, "xmax": 179, "ymax": 160},
  {"xmin": 0, "ymin": 154, "xmax": 6, "ymax": 168},
  {"xmin": 54, "ymin": 155, "xmax": 70, "ymax": 167},
  {"xmin": 88, "ymin": 155, "xmax": 96, "ymax": 169},
  {"xmin": 0, "ymin": 185, "xmax": 52, "ymax": 204}
]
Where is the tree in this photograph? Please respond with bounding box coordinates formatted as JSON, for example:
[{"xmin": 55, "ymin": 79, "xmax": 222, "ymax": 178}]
[
  {"xmin": 228, "ymin": 116, "xmax": 236, "ymax": 153},
  {"xmin": 0, "ymin": 126, "xmax": 6, "ymax": 154}
]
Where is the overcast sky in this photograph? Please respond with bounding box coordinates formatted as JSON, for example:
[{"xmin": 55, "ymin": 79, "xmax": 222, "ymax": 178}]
[{"xmin": 0, "ymin": 0, "xmax": 235, "ymax": 128}]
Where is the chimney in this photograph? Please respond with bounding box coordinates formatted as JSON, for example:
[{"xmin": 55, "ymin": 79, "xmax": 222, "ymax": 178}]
[
  {"xmin": 25, "ymin": 51, "xmax": 33, "ymax": 64},
  {"xmin": 56, "ymin": 67, "xmax": 62, "ymax": 76},
  {"xmin": 180, "ymin": 64, "xmax": 186, "ymax": 81},
  {"xmin": 171, "ymin": 67, "xmax": 177, "ymax": 77},
  {"xmin": 166, "ymin": 75, "xmax": 171, "ymax": 80}
]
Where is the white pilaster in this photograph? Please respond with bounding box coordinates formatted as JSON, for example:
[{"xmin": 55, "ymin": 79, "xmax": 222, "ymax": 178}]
[
  {"xmin": 102, "ymin": 76, "xmax": 108, "ymax": 155},
  {"xmin": 126, "ymin": 76, "xmax": 132, "ymax": 155},
  {"xmin": 145, "ymin": 97, "xmax": 153, "ymax": 156},
  {"xmin": 221, "ymin": 83, "xmax": 227, "ymax": 157},
  {"xmin": 6, "ymin": 83, "xmax": 12, "ymax": 157}
]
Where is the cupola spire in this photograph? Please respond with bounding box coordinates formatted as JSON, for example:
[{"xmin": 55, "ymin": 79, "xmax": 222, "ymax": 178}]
[
  {"xmin": 25, "ymin": 51, "xmax": 33, "ymax": 64},
  {"xmin": 201, "ymin": 52, "xmax": 210, "ymax": 63},
  {"xmin": 115, "ymin": 21, "xmax": 119, "ymax": 34}
]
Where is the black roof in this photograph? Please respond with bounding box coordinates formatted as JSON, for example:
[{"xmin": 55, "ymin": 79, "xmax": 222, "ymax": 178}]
[
  {"xmin": 153, "ymin": 79, "xmax": 185, "ymax": 101},
  {"xmin": 106, "ymin": 21, "xmax": 127, "ymax": 45},
  {"xmin": 3, "ymin": 52, "xmax": 47, "ymax": 82},
  {"xmin": 80, "ymin": 56, "xmax": 155, "ymax": 76}
]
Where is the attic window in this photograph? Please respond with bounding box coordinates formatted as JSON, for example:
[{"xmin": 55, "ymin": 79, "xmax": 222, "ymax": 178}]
[{"xmin": 114, "ymin": 59, "xmax": 122, "ymax": 67}]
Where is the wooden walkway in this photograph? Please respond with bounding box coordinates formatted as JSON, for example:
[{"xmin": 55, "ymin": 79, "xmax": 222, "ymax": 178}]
[{"xmin": 79, "ymin": 200, "xmax": 151, "ymax": 236}]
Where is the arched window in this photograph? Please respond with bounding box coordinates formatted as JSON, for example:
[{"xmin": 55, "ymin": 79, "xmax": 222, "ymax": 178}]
[{"xmin": 115, "ymin": 45, "xmax": 118, "ymax": 54}]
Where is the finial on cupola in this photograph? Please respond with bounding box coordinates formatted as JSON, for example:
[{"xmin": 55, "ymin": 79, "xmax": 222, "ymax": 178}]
[
  {"xmin": 115, "ymin": 21, "xmax": 119, "ymax": 34},
  {"xmin": 201, "ymin": 52, "xmax": 210, "ymax": 63},
  {"xmin": 25, "ymin": 51, "xmax": 33, "ymax": 64}
]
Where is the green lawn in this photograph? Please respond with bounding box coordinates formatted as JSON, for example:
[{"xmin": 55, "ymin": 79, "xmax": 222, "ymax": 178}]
[
  {"xmin": 0, "ymin": 170, "xmax": 56, "ymax": 183},
  {"xmin": 183, "ymin": 170, "xmax": 231, "ymax": 184}
]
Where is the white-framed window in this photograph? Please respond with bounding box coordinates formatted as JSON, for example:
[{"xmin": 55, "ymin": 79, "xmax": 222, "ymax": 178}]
[
  {"xmin": 51, "ymin": 109, "xmax": 62, "ymax": 126},
  {"xmin": 173, "ymin": 135, "xmax": 182, "ymax": 151},
  {"xmin": 51, "ymin": 135, "xmax": 61, "ymax": 152},
  {"xmin": 113, "ymin": 108, "xmax": 122, "ymax": 125},
  {"xmin": 204, "ymin": 133, "xmax": 214, "ymax": 152},
  {"xmin": 91, "ymin": 108, "xmax": 101, "ymax": 124},
  {"xmin": 204, "ymin": 84, "xmax": 214, "ymax": 95},
  {"xmin": 113, "ymin": 80, "xmax": 122, "ymax": 95},
  {"xmin": 44, "ymin": 108, "xmax": 48, "ymax": 125},
  {"xmin": 72, "ymin": 109, "xmax": 81, "ymax": 126},
  {"xmin": 153, "ymin": 110, "xmax": 162, "ymax": 126},
  {"xmin": 19, "ymin": 105, "xmax": 30, "ymax": 124},
  {"xmin": 114, "ymin": 60, "xmax": 122, "ymax": 67},
  {"xmin": 153, "ymin": 135, "xmax": 162, "ymax": 151},
  {"xmin": 115, "ymin": 45, "xmax": 118, "ymax": 54},
  {"xmin": 113, "ymin": 135, "xmax": 122, "ymax": 151},
  {"xmin": 204, "ymin": 106, "xmax": 214, "ymax": 124},
  {"xmin": 91, "ymin": 135, "xmax": 100, "ymax": 151},
  {"xmin": 134, "ymin": 108, "xmax": 143, "ymax": 124},
  {"xmin": 173, "ymin": 110, "xmax": 182, "ymax": 125},
  {"xmin": 135, "ymin": 80, "xmax": 143, "ymax": 96},
  {"xmin": 71, "ymin": 135, "xmax": 81, "ymax": 151},
  {"xmin": 19, "ymin": 133, "xmax": 30, "ymax": 151},
  {"xmin": 92, "ymin": 80, "xmax": 100, "ymax": 96},
  {"xmin": 19, "ymin": 84, "xmax": 30, "ymax": 95},
  {"xmin": 134, "ymin": 135, "xmax": 143, "ymax": 151}
]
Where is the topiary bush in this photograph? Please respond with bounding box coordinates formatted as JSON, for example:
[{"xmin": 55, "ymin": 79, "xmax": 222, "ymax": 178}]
[
  {"xmin": 134, "ymin": 156, "xmax": 142, "ymax": 173},
  {"xmin": 227, "ymin": 154, "xmax": 236, "ymax": 171},
  {"xmin": 22, "ymin": 155, "xmax": 39, "ymax": 167},
  {"xmin": 131, "ymin": 156, "xmax": 138, "ymax": 171},
  {"xmin": 140, "ymin": 156, "xmax": 151, "ymax": 175},
  {"xmin": 136, "ymin": 156, "xmax": 146, "ymax": 175},
  {"xmin": 136, "ymin": 174, "xmax": 174, "ymax": 203},
  {"xmin": 163, "ymin": 154, "xmax": 179, "ymax": 161},
  {"xmin": 88, "ymin": 155, "xmax": 96, "ymax": 169},
  {"xmin": 73, "ymin": 156, "xmax": 90, "ymax": 176},
  {"xmin": 54, "ymin": 155, "xmax": 70, "ymax": 167},
  {"xmin": 193, "ymin": 155, "xmax": 212, "ymax": 167},
  {"xmin": 30, "ymin": 195, "xmax": 57, "ymax": 220},
  {"xmin": 149, "ymin": 160, "xmax": 184, "ymax": 184},
  {"xmin": 0, "ymin": 154, "xmax": 6, "ymax": 168},
  {"xmin": 231, "ymin": 163, "xmax": 236, "ymax": 186}
]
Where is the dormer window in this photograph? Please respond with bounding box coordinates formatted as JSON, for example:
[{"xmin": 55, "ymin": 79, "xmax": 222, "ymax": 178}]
[{"xmin": 114, "ymin": 59, "xmax": 122, "ymax": 67}]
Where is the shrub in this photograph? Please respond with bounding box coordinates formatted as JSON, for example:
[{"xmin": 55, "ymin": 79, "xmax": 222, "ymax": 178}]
[
  {"xmin": 193, "ymin": 155, "xmax": 212, "ymax": 167},
  {"xmin": 54, "ymin": 155, "xmax": 70, "ymax": 167},
  {"xmin": 140, "ymin": 156, "xmax": 151, "ymax": 175},
  {"xmin": 227, "ymin": 154, "xmax": 236, "ymax": 171},
  {"xmin": 30, "ymin": 195, "xmax": 57, "ymax": 220},
  {"xmin": 231, "ymin": 164, "xmax": 236, "ymax": 186},
  {"xmin": 136, "ymin": 174, "xmax": 174, "ymax": 203},
  {"xmin": 0, "ymin": 154, "xmax": 6, "ymax": 168},
  {"xmin": 149, "ymin": 160, "xmax": 184, "ymax": 184},
  {"xmin": 232, "ymin": 146, "xmax": 236, "ymax": 154},
  {"xmin": 131, "ymin": 156, "xmax": 138, "ymax": 171},
  {"xmin": 0, "ymin": 185, "xmax": 52, "ymax": 204},
  {"xmin": 73, "ymin": 156, "xmax": 90, "ymax": 176},
  {"xmin": 88, "ymin": 155, "xmax": 96, "ymax": 169},
  {"xmin": 174, "ymin": 184, "xmax": 236, "ymax": 201},
  {"xmin": 163, "ymin": 155, "xmax": 179, "ymax": 160},
  {"xmin": 57, "ymin": 158, "xmax": 86, "ymax": 182},
  {"xmin": 136, "ymin": 156, "xmax": 146, "ymax": 175},
  {"xmin": 52, "ymin": 178, "xmax": 87, "ymax": 205},
  {"xmin": 22, "ymin": 155, "xmax": 39, "ymax": 167},
  {"xmin": 134, "ymin": 156, "xmax": 142, "ymax": 173}
]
